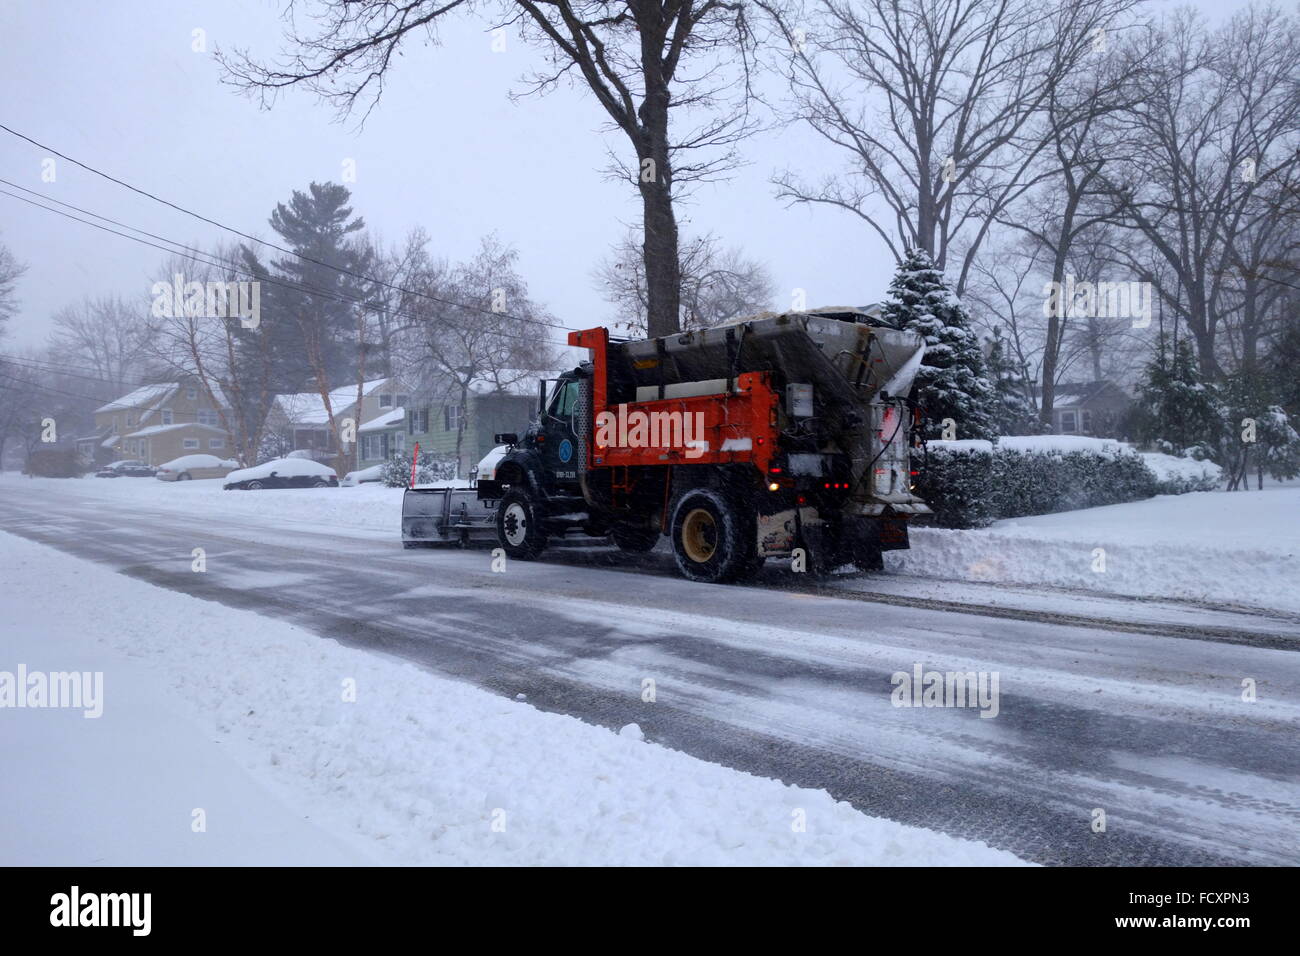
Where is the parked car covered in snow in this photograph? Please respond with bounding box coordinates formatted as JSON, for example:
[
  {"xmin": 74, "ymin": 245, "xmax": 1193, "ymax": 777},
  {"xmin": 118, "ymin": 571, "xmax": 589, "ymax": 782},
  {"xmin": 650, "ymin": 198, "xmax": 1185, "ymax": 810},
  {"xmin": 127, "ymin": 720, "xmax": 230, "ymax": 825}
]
[
  {"xmin": 223, "ymin": 458, "xmax": 338, "ymax": 490},
  {"xmin": 155, "ymin": 454, "xmax": 240, "ymax": 481},
  {"xmin": 340, "ymin": 463, "xmax": 385, "ymax": 486},
  {"xmin": 95, "ymin": 459, "xmax": 156, "ymax": 478}
]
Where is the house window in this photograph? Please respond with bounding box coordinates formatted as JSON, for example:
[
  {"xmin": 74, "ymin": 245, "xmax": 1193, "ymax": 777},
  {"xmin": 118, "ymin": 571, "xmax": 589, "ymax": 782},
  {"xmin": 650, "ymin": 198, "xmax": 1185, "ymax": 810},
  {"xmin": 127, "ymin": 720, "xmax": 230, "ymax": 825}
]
[
  {"xmin": 208, "ymin": 438, "xmax": 224, "ymax": 450},
  {"xmin": 127, "ymin": 412, "xmax": 138, "ymax": 427},
  {"xmin": 1080, "ymin": 410, "xmax": 1093, "ymax": 434},
  {"xmin": 1060, "ymin": 410, "xmax": 1078, "ymax": 434},
  {"xmin": 161, "ymin": 409, "xmax": 173, "ymax": 425},
  {"xmin": 183, "ymin": 438, "xmax": 200, "ymax": 450},
  {"xmin": 409, "ymin": 408, "xmax": 429, "ymax": 435},
  {"xmin": 397, "ymin": 394, "xmax": 410, "ymax": 408},
  {"xmin": 197, "ymin": 409, "xmax": 218, "ymax": 426},
  {"xmin": 379, "ymin": 393, "xmax": 393, "ymax": 409},
  {"xmin": 186, "ymin": 387, "xmax": 198, "ymax": 400},
  {"xmin": 444, "ymin": 405, "xmax": 463, "ymax": 432},
  {"xmin": 395, "ymin": 433, "xmax": 406, "ymax": 455}
]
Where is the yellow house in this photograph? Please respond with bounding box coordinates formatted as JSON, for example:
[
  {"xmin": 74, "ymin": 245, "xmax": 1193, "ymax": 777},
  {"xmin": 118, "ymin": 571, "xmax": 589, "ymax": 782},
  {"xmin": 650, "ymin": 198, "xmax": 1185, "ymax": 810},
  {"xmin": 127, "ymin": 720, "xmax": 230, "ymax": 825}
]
[{"xmin": 84, "ymin": 379, "xmax": 234, "ymax": 467}]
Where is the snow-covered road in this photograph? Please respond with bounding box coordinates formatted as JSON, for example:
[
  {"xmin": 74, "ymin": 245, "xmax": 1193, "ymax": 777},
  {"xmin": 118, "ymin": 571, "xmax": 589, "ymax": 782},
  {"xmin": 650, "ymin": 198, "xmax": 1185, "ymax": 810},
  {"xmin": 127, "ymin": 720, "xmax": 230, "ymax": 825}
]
[{"xmin": 2, "ymin": 478, "xmax": 1297, "ymax": 865}]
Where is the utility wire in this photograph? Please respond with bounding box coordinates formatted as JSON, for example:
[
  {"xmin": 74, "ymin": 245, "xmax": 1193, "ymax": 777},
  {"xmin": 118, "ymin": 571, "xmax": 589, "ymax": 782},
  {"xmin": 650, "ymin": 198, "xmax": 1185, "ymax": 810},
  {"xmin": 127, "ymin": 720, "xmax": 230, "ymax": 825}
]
[
  {"xmin": 0, "ymin": 185, "xmax": 576, "ymax": 352},
  {"xmin": 0, "ymin": 123, "xmax": 579, "ymax": 335}
]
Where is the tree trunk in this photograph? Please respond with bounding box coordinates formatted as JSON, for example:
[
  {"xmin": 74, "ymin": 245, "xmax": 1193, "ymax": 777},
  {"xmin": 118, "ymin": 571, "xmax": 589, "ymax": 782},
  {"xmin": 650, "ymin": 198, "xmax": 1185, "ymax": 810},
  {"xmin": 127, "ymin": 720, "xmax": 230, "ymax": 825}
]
[
  {"xmin": 1039, "ymin": 195, "xmax": 1081, "ymax": 429},
  {"xmin": 636, "ymin": 55, "xmax": 680, "ymax": 339}
]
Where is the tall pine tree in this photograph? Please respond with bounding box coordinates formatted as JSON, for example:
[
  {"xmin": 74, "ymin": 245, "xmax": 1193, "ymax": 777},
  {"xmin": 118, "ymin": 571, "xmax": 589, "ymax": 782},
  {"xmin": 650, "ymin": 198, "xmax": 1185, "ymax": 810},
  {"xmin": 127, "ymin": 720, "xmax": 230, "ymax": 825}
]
[
  {"xmin": 881, "ymin": 248, "xmax": 996, "ymax": 440},
  {"xmin": 239, "ymin": 182, "xmax": 373, "ymax": 393}
]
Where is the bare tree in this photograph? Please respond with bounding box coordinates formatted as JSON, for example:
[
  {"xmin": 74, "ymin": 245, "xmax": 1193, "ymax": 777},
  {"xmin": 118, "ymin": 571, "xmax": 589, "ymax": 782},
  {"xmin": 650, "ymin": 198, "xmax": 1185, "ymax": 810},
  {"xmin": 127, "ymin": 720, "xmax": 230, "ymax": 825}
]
[
  {"xmin": 1104, "ymin": 5, "xmax": 1300, "ymax": 379},
  {"xmin": 594, "ymin": 227, "xmax": 775, "ymax": 334},
  {"xmin": 393, "ymin": 235, "xmax": 559, "ymax": 475},
  {"xmin": 219, "ymin": 1, "xmax": 761, "ymax": 339},
  {"xmin": 992, "ymin": 40, "xmax": 1142, "ymax": 426},
  {"xmin": 143, "ymin": 248, "xmax": 280, "ymax": 466},
  {"xmin": 0, "ymin": 238, "xmax": 26, "ymax": 338},
  {"xmin": 48, "ymin": 295, "xmax": 149, "ymax": 396},
  {"xmin": 761, "ymin": 0, "xmax": 1140, "ymax": 294}
]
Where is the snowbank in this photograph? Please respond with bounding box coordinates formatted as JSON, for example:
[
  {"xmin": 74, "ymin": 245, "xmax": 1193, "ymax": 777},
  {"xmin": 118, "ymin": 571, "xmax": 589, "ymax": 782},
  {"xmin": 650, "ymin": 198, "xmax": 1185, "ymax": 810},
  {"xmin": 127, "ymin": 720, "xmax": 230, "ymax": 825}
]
[
  {"xmin": 896, "ymin": 483, "xmax": 1300, "ymax": 614},
  {"xmin": 0, "ymin": 531, "xmax": 1025, "ymax": 866},
  {"xmin": 1140, "ymin": 452, "xmax": 1222, "ymax": 492}
]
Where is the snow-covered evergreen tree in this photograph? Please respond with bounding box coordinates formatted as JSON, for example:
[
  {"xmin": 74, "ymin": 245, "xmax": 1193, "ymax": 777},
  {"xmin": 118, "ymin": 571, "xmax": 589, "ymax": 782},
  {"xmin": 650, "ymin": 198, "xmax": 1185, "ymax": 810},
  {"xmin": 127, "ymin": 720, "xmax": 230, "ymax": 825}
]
[
  {"xmin": 985, "ymin": 326, "xmax": 1041, "ymax": 436},
  {"xmin": 1134, "ymin": 335, "xmax": 1224, "ymax": 456},
  {"xmin": 880, "ymin": 248, "xmax": 996, "ymax": 440}
]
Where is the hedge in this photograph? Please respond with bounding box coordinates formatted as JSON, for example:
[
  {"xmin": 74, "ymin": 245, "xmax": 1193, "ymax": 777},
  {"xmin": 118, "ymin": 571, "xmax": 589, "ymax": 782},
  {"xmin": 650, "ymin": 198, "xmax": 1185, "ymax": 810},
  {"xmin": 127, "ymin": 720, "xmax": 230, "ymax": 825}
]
[{"xmin": 915, "ymin": 436, "xmax": 1171, "ymax": 529}]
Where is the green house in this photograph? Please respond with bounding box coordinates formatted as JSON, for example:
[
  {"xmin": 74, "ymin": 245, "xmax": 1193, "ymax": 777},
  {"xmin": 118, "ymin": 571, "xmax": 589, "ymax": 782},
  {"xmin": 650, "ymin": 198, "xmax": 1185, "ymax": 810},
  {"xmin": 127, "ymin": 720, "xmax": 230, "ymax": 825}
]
[{"xmin": 358, "ymin": 374, "xmax": 545, "ymax": 477}]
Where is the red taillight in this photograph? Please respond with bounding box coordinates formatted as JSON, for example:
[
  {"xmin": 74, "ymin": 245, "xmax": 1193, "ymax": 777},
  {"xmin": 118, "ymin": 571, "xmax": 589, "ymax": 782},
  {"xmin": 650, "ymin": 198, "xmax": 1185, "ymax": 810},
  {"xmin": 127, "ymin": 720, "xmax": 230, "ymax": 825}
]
[{"xmin": 769, "ymin": 466, "xmax": 781, "ymax": 473}]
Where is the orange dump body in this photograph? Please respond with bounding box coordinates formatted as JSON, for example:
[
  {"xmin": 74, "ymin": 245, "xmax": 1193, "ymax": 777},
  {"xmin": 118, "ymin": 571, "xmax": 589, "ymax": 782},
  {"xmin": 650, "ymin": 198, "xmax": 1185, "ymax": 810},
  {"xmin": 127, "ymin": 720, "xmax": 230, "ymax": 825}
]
[{"xmin": 569, "ymin": 326, "xmax": 778, "ymax": 476}]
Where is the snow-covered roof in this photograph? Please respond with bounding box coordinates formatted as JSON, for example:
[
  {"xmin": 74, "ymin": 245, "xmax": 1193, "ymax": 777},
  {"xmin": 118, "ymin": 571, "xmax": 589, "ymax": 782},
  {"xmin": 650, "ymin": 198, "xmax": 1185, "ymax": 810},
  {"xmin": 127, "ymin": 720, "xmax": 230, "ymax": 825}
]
[
  {"xmin": 124, "ymin": 422, "xmax": 226, "ymax": 439},
  {"xmin": 1029, "ymin": 381, "xmax": 1128, "ymax": 406},
  {"xmin": 95, "ymin": 383, "xmax": 176, "ymax": 414},
  {"xmin": 275, "ymin": 379, "xmax": 391, "ymax": 426},
  {"xmin": 465, "ymin": 371, "xmax": 554, "ymax": 398},
  {"xmin": 101, "ymin": 434, "xmax": 120, "ymax": 448},
  {"xmin": 359, "ymin": 407, "xmax": 405, "ymax": 433}
]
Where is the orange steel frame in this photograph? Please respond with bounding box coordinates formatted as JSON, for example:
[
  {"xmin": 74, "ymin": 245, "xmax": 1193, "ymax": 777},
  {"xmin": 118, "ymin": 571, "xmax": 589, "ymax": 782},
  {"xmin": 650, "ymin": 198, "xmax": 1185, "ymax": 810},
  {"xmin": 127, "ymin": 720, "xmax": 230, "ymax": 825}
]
[{"xmin": 568, "ymin": 327, "xmax": 778, "ymax": 474}]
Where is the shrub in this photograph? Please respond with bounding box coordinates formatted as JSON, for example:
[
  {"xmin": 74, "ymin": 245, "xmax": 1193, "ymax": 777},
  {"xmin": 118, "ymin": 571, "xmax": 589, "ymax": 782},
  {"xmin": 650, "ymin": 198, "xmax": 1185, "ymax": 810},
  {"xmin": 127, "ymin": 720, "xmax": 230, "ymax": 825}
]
[
  {"xmin": 380, "ymin": 450, "xmax": 457, "ymax": 487},
  {"xmin": 918, "ymin": 436, "xmax": 1162, "ymax": 529},
  {"xmin": 1141, "ymin": 452, "xmax": 1222, "ymax": 494},
  {"xmin": 23, "ymin": 448, "xmax": 87, "ymax": 478}
]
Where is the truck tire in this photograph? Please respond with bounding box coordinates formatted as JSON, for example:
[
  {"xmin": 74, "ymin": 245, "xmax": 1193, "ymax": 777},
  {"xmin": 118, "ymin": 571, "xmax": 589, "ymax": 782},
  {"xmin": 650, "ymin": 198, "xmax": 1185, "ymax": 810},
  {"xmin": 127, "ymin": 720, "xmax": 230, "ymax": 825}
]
[
  {"xmin": 670, "ymin": 489, "xmax": 754, "ymax": 583},
  {"xmin": 497, "ymin": 488, "xmax": 549, "ymax": 560},
  {"xmin": 611, "ymin": 525, "xmax": 660, "ymax": 553}
]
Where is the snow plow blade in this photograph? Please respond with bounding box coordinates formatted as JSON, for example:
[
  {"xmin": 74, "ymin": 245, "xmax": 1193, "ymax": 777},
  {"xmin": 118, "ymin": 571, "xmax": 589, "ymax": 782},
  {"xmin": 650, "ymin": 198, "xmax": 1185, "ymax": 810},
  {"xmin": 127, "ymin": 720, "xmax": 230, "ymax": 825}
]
[{"xmin": 401, "ymin": 483, "xmax": 499, "ymax": 545}]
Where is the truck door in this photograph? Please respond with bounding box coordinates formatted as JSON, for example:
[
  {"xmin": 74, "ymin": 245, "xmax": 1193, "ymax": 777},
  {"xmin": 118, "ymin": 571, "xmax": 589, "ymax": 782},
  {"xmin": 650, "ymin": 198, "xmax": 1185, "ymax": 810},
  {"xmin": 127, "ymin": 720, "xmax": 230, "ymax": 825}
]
[{"xmin": 541, "ymin": 377, "xmax": 582, "ymax": 489}]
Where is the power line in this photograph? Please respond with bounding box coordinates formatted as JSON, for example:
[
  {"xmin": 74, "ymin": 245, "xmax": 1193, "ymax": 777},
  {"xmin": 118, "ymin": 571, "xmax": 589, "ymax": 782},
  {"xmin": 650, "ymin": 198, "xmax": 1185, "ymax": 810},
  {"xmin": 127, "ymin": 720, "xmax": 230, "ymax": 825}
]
[
  {"xmin": 0, "ymin": 185, "xmax": 576, "ymax": 352},
  {"xmin": 0, "ymin": 122, "xmax": 579, "ymax": 336}
]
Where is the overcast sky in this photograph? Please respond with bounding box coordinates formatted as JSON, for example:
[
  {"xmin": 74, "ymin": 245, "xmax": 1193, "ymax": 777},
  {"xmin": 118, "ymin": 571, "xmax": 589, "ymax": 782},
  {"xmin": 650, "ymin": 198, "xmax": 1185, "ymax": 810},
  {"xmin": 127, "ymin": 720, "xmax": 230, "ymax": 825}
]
[{"xmin": 0, "ymin": 0, "xmax": 1247, "ymax": 363}]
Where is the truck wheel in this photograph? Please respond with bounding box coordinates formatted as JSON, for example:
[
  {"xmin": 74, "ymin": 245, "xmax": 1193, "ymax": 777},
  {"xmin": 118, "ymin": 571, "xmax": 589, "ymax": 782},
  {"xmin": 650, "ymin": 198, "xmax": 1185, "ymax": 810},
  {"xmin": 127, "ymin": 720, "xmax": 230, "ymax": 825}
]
[
  {"xmin": 611, "ymin": 525, "xmax": 659, "ymax": 553},
  {"xmin": 497, "ymin": 489, "xmax": 549, "ymax": 560},
  {"xmin": 670, "ymin": 489, "xmax": 754, "ymax": 583}
]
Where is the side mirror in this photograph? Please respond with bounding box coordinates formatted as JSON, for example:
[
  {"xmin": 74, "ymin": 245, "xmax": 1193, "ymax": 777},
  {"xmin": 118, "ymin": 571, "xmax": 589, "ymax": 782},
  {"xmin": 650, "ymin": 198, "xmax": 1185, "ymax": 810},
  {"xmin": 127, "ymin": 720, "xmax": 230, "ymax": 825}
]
[{"xmin": 494, "ymin": 433, "xmax": 518, "ymax": 446}]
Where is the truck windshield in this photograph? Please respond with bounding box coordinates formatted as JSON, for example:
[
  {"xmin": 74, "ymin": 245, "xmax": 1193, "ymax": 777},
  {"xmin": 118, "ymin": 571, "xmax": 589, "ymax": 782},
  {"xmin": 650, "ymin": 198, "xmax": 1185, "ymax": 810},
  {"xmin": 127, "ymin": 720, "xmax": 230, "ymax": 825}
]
[{"xmin": 549, "ymin": 380, "xmax": 579, "ymax": 418}]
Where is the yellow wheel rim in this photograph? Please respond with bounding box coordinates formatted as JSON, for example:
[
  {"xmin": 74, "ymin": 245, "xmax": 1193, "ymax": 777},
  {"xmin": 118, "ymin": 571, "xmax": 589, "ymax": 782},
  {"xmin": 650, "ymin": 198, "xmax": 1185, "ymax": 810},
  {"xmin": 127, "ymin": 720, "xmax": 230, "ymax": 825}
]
[{"xmin": 681, "ymin": 508, "xmax": 717, "ymax": 563}]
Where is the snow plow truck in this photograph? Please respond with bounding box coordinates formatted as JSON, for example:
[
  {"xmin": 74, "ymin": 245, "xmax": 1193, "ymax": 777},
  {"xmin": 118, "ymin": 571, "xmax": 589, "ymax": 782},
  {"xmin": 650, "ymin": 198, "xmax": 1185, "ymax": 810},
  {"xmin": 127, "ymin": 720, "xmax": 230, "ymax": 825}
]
[{"xmin": 402, "ymin": 307, "xmax": 931, "ymax": 583}]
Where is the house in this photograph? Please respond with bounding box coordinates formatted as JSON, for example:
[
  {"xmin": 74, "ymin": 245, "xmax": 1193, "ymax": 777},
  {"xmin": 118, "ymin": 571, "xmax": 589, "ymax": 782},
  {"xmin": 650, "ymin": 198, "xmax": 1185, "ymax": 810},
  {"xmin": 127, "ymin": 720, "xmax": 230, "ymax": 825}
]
[
  {"xmin": 356, "ymin": 372, "xmax": 548, "ymax": 477},
  {"xmin": 1032, "ymin": 381, "xmax": 1134, "ymax": 437},
  {"xmin": 266, "ymin": 377, "xmax": 408, "ymax": 462},
  {"xmin": 78, "ymin": 379, "xmax": 234, "ymax": 467}
]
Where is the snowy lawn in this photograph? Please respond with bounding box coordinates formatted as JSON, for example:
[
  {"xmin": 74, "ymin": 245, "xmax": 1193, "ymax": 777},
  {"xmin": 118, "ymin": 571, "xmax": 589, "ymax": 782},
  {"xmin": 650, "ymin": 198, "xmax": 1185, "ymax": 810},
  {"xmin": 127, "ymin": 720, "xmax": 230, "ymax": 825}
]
[
  {"xmin": 0, "ymin": 530, "xmax": 1026, "ymax": 866},
  {"xmin": 898, "ymin": 483, "xmax": 1300, "ymax": 614}
]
